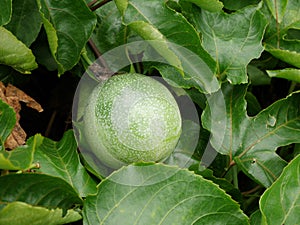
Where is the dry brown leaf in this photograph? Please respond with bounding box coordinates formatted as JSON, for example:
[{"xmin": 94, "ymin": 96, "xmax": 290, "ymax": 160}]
[
  {"xmin": 6, "ymin": 83, "xmax": 43, "ymax": 112},
  {"xmin": 0, "ymin": 82, "xmax": 43, "ymax": 149}
]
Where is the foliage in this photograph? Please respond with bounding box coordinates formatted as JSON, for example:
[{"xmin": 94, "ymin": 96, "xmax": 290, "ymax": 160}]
[{"xmin": 0, "ymin": 0, "xmax": 299, "ymax": 224}]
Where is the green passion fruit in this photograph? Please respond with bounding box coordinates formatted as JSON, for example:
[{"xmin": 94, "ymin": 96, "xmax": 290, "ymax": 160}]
[{"xmin": 83, "ymin": 73, "xmax": 182, "ymax": 169}]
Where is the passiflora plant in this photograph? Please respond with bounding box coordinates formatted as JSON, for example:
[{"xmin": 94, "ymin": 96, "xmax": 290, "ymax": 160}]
[{"xmin": 0, "ymin": 0, "xmax": 299, "ymax": 225}]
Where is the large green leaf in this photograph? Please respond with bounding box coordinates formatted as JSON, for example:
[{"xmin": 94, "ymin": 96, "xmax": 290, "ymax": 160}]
[
  {"xmin": 37, "ymin": 0, "xmax": 97, "ymax": 75},
  {"xmin": 0, "ymin": 174, "xmax": 82, "ymax": 212},
  {"xmin": 202, "ymin": 83, "xmax": 300, "ymax": 187},
  {"xmin": 4, "ymin": 0, "xmax": 42, "ymax": 46},
  {"xmin": 262, "ymin": 0, "xmax": 300, "ymax": 68},
  {"xmin": 34, "ymin": 130, "xmax": 97, "ymax": 197},
  {"xmin": 0, "ymin": 0, "xmax": 12, "ymax": 26},
  {"xmin": 0, "ymin": 99, "xmax": 15, "ymax": 149},
  {"xmin": 0, "ymin": 134, "xmax": 43, "ymax": 170},
  {"xmin": 114, "ymin": 0, "xmax": 219, "ymax": 93},
  {"xmin": 260, "ymin": 154, "xmax": 300, "ymax": 225},
  {"xmin": 0, "ymin": 201, "xmax": 81, "ymax": 225},
  {"xmin": 195, "ymin": 4, "xmax": 268, "ymax": 84},
  {"xmin": 92, "ymin": 1, "xmax": 128, "ymax": 53},
  {"xmin": 0, "ymin": 26, "xmax": 38, "ymax": 73},
  {"xmin": 83, "ymin": 163, "xmax": 249, "ymax": 224}
]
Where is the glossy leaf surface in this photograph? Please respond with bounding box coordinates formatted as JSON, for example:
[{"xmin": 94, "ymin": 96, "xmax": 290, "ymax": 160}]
[
  {"xmin": 180, "ymin": 0, "xmax": 223, "ymax": 12},
  {"xmin": 83, "ymin": 163, "xmax": 249, "ymax": 225},
  {"xmin": 263, "ymin": 0, "xmax": 300, "ymax": 68},
  {"xmin": 260, "ymin": 154, "xmax": 300, "ymax": 225},
  {"xmin": 0, "ymin": 0, "xmax": 11, "ymax": 26},
  {"xmin": 0, "ymin": 201, "xmax": 81, "ymax": 225},
  {"xmin": 92, "ymin": 1, "xmax": 127, "ymax": 53},
  {"xmin": 114, "ymin": 0, "xmax": 219, "ymax": 93},
  {"xmin": 37, "ymin": 0, "xmax": 96, "ymax": 74},
  {"xmin": 0, "ymin": 173, "xmax": 82, "ymax": 212},
  {"xmin": 4, "ymin": 0, "xmax": 42, "ymax": 46},
  {"xmin": 0, "ymin": 27, "xmax": 38, "ymax": 73},
  {"xmin": 0, "ymin": 134, "xmax": 43, "ymax": 170},
  {"xmin": 266, "ymin": 68, "xmax": 300, "ymax": 83},
  {"xmin": 196, "ymin": 4, "xmax": 267, "ymax": 84},
  {"xmin": 34, "ymin": 130, "xmax": 97, "ymax": 197},
  {"xmin": 202, "ymin": 83, "xmax": 300, "ymax": 187}
]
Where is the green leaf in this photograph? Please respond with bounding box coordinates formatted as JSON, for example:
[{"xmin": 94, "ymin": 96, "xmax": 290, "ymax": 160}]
[
  {"xmin": 265, "ymin": 48, "xmax": 300, "ymax": 68},
  {"xmin": 92, "ymin": 1, "xmax": 127, "ymax": 53},
  {"xmin": 264, "ymin": 0, "xmax": 288, "ymax": 23},
  {"xmin": 260, "ymin": 154, "xmax": 300, "ymax": 225},
  {"xmin": 83, "ymin": 163, "xmax": 249, "ymax": 224},
  {"xmin": 34, "ymin": 130, "xmax": 97, "ymax": 197},
  {"xmin": 222, "ymin": 0, "xmax": 260, "ymax": 11},
  {"xmin": 191, "ymin": 166, "xmax": 243, "ymax": 203},
  {"xmin": 115, "ymin": 0, "xmax": 219, "ymax": 93},
  {"xmin": 0, "ymin": 99, "xmax": 16, "ymax": 149},
  {"xmin": 202, "ymin": 83, "xmax": 300, "ymax": 187},
  {"xmin": 0, "ymin": 173, "xmax": 83, "ymax": 212},
  {"xmin": 247, "ymin": 65, "xmax": 271, "ymax": 86},
  {"xmin": 0, "ymin": 26, "xmax": 38, "ymax": 73},
  {"xmin": 0, "ymin": 0, "xmax": 12, "ymax": 26},
  {"xmin": 294, "ymin": 144, "xmax": 300, "ymax": 158},
  {"xmin": 266, "ymin": 68, "xmax": 300, "ymax": 83},
  {"xmin": 180, "ymin": 0, "xmax": 223, "ymax": 12},
  {"xmin": 0, "ymin": 134, "xmax": 43, "ymax": 170},
  {"xmin": 37, "ymin": 0, "xmax": 97, "ymax": 75},
  {"xmin": 262, "ymin": 0, "xmax": 300, "ymax": 68},
  {"xmin": 4, "ymin": 0, "xmax": 42, "ymax": 46},
  {"xmin": 0, "ymin": 201, "xmax": 81, "ymax": 225},
  {"xmin": 196, "ymin": 4, "xmax": 268, "ymax": 84},
  {"xmin": 31, "ymin": 28, "xmax": 58, "ymax": 71},
  {"xmin": 245, "ymin": 92, "xmax": 262, "ymax": 116},
  {"xmin": 129, "ymin": 21, "xmax": 183, "ymax": 72},
  {"xmin": 249, "ymin": 210, "xmax": 262, "ymax": 225}
]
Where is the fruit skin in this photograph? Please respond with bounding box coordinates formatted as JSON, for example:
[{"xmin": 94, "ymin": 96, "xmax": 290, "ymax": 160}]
[{"xmin": 83, "ymin": 73, "xmax": 182, "ymax": 169}]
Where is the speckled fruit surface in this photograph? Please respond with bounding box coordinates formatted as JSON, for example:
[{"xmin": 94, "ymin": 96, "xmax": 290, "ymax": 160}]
[{"xmin": 83, "ymin": 73, "xmax": 182, "ymax": 169}]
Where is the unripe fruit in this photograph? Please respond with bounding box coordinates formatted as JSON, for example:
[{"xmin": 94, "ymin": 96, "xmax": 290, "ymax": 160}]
[{"xmin": 83, "ymin": 73, "xmax": 182, "ymax": 169}]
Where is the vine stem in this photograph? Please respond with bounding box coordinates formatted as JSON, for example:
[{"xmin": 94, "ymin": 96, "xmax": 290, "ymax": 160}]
[
  {"xmin": 241, "ymin": 185, "xmax": 262, "ymax": 196},
  {"xmin": 86, "ymin": 0, "xmax": 112, "ymax": 70},
  {"xmin": 88, "ymin": 39, "xmax": 101, "ymax": 59},
  {"xmin": 87, "ymin": 0, "xmax": 98, "ymax": 7},
  {"xmin": 88, "ymin": 0, "xmax": 112, "ymax": 11}
]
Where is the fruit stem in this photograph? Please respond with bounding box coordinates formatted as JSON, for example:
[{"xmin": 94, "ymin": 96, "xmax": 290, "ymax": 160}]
[{"xmin": 81, "ymin": 48, "xmax": 93, "ymax": 66}]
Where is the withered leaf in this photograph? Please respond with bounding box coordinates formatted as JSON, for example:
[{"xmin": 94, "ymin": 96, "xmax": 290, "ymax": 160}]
[
  {"xmin": 6, "ymin": 84, "xmax": 43, "ymax": 112},
  {"xmin": 0, "ymin": 82, "xmax": 43, "ymax": 149}
]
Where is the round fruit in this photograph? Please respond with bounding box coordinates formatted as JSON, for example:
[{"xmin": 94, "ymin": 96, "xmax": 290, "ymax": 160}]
[{"xmin": 83, "ymin": 73, "xmax": 182, "ymax": 169}]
